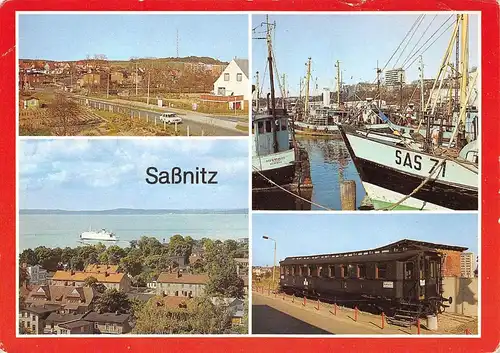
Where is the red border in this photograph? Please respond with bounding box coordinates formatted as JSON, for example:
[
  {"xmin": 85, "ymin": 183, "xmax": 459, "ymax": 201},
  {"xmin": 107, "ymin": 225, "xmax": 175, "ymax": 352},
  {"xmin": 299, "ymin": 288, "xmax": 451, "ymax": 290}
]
[{"xmin": 1, "ymin": 1, "xmax": 499, "ymax": 352}]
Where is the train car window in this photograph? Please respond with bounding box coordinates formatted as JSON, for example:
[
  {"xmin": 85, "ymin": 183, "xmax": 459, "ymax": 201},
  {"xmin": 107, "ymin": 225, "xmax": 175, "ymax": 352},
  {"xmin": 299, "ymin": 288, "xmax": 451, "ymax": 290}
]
[
  {"xmin": 405, "ymin": 262, "xmax": 414, "ymax": 279},
  {"xmin": 340, "ymin": 265, "xmax": 346, "ymax": 278},
  {"xmin": 310, "ymin": 265, "xmax": 318, "ymax": 277},
  {"xmin": 348, "ymin": 264, "xmax": 357, "ymax": 278},
  {"xmin": 319, "ymin": 266, "xmax": 326, "ymax": 277},
  {"xmin": 376, "ymin": 263, "xmax": 387, "ymax": 279},
  {"xmin": 299, "ymin": 266, "xmax": 303, "ymax": 276},
  {"xmin": 328, "ymin": 265, "xmax": 335, "ymax": 278},
  {"xmin": 430, "ymin": 261, "xmax": 436, "ymax": 278},
  {"xmin": 358, "ymin": 264, "xmax": 366, "ymax": 279}
]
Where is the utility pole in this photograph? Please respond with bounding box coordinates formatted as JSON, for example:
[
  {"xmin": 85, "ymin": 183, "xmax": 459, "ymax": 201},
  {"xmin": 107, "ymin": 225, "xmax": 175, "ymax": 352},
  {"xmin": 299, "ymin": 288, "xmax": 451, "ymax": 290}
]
[
  {"xmin": 106, "ymin": 71, "xmax": 110, "ymax": 98},
  {"xmin": 419, "ymin": 56, "xmax": 425, "ymax": 119},
  {"xmin": 304, "ymin": 57, "xmax": 311, "ymax": 117},
  {"xmin": 135, "ymin": 62, "xmax": 138, "ymax": 96},
  {"xmin": 147, "ymin": 66, "xmax": 151, "ymax": 105}
]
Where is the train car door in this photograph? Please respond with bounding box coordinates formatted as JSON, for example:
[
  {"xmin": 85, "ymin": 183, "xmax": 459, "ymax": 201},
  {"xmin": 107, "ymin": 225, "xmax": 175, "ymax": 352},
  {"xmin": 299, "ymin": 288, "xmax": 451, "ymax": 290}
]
[
  {"xmin": 425, "ymin": 256, "xmax": 440, "ymax": 299},
  {"xmin": 403, "ymin": 261, "xmax": 417, "ymax": 300}
]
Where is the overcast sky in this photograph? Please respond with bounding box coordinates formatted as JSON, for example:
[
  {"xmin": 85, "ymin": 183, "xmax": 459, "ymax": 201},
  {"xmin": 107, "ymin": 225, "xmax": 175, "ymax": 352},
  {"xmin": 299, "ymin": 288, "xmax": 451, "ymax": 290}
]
[{"xmin": 19, "ymin": 139, "xmax": 248, "ymax": 210}]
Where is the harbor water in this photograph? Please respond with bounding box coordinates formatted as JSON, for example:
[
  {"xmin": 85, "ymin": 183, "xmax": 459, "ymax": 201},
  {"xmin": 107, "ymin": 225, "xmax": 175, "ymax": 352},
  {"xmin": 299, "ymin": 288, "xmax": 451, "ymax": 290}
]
[
  {"xmin": 19, "ymin": 213, "xmax": 248, "ymax": 250},
  {"xmin": 253, "ymin": 136, "xmax": 366, "ymax": 211}
]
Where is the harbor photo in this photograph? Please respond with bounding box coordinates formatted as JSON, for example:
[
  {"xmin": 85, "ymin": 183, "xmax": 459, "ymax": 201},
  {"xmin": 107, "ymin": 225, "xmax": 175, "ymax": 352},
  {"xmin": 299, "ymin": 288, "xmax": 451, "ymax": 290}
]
[
  {"xmin": 252, "ymin": 213, "xmax": 479, "ymax": 335},
  {"xmin": 18, "ymin": 139, "xmax": 249, "ymax": 335},
  {"xmin": 18, "ymin": 13, "xmax": 249, "ymax": 137},
  {"xmin": 251, "ymin": 14, "xmax": 479, "ymax": 211}
]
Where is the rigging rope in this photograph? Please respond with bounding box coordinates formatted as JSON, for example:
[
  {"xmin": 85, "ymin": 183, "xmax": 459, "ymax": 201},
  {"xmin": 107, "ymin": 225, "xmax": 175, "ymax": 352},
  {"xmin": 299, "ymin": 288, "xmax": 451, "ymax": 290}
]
[
  {"xmin": 252, "ymin": 166, "xmax": 334, "ymax": 211},
  {"xmin": 401, "ymin": 15, "xmax": 438, "ymax": 68},
  {"xmin": 403, "ymin": 16, "xmax": 455, "ymax": 70},
  {"xmin": 393, "ymin": 15, "xmax": 426, "ymax": 69}
]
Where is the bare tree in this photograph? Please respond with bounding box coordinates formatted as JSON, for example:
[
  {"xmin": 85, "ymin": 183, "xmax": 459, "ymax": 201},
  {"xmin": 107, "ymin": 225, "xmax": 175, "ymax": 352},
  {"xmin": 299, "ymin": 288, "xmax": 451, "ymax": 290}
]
[{"xmin": 48, "ymin": 94, "xmax": 83, "ymax": 136}]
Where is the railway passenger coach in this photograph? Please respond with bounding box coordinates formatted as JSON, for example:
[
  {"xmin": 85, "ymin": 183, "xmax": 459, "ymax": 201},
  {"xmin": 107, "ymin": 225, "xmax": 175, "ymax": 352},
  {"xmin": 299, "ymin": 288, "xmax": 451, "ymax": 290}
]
[{"xmin": 279, "ymin": 239, "xmax": 465, "ymax": 323}]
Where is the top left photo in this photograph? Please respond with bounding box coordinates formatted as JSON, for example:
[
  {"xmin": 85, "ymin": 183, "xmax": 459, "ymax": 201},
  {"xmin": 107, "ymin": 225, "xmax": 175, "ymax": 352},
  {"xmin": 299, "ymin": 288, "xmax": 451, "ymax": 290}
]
[{"xmin": 17, "ymin": 13, "xmax": 249, "ymax": 137}]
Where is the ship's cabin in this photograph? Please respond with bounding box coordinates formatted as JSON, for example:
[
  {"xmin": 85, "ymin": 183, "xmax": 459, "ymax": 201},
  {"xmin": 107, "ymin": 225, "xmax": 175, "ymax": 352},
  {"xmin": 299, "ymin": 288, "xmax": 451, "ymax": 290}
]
[{"xmin": 253, "ymin": 111, "xmax": 291, "ymax": 157}]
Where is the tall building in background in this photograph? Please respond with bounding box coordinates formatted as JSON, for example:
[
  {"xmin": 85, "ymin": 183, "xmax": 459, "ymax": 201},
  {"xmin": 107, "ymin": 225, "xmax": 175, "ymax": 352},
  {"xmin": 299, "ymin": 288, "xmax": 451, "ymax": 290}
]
[
  {"xmin": 384, "ymin": 68, "xmax": 406, "ymax": 87},
  {"xmin": 460, "ymin": 252, "xmax": 475, "ymax": 278}
]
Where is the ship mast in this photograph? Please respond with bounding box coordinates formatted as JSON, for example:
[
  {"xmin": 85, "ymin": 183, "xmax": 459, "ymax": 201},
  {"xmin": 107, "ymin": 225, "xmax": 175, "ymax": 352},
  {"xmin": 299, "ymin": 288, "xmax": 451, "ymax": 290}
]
[
  {"xmin": 304, "ymin": 58, "xmax": 312, "ymax": 117},
  {"xmin": 266, "ymin": 15, "xmax": 279, "ymax": 153}
]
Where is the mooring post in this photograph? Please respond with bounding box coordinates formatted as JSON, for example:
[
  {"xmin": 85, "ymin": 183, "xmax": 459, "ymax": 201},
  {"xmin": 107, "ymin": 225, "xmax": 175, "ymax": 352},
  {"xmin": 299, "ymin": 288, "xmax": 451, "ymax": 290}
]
[
  {"xmin": 292, "ymin": 294, "xmax": 294, "ymax": 303},
  {"xmin": 316, "ymin": 299, "xmax": 320, "ymax": 311},
  {"xmin": 187, "ymin": 125, "xmax": 190, "ymax": 137},
  {"xmin": 175, "ymin": 122, "xmax": 178, "ymax": 133},
  {"xmin": 303, "ymin": 296, "xmax": 306, "ymax": 307},
  {"xmin": 340, "ymin": 180, "xmax": 357, "ymax": 210},
  {"xmin": 283, "ymin": 293, "xmax": 285, "ymax": 300},
  {"xmin": 381, "ymin": 312, "xmax": 385, "ymax": 329},
  {"xmin": 417, "ymin": 318, "xmax": 421, "ymax": 335},
  {"xmin": 354, "ymin": 306, "xmax": 358, "ymax": 321},
  {"xmin": 334, "ymin": 303, "xmax": 337, "ymax": 316}
]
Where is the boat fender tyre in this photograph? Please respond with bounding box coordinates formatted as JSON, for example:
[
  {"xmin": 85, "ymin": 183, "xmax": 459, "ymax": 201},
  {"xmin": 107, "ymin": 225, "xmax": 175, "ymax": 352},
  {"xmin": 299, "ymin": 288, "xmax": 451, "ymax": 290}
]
[{"xmin": 448, "ymin": 296, "xmax": 453, "ymax": 304}]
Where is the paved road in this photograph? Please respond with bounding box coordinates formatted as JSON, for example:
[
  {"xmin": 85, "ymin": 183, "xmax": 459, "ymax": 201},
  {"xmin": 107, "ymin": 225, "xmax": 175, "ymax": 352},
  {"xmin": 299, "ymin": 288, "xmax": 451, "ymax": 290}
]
[
  {"xmin": 253, "ymin": 304, "xmax": 331, "ymax": 334},
  {"xmin": 76, "ymin": 96, "xmax": 246, "ymax": 136},
  {"xmin": 252, "ymin": 293, "xmax": 400, "ymax": 335}
]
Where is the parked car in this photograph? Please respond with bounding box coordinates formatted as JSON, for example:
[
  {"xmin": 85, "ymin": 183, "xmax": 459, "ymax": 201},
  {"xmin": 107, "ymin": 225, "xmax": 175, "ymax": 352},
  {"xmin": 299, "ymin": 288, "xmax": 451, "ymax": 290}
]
[{"xmin": 159, "ymin": 113, "xmax": 182, "ymax": 124}]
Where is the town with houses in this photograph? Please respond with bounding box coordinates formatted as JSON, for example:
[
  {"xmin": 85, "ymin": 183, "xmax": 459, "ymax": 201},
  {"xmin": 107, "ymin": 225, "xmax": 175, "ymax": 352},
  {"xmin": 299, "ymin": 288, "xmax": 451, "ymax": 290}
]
[
  {"xmin": 19, "ymin": 236, "xmax": 249, "ymax": 335},
  {"xmin": 18, "ymin": 56, "xmax": 249, "ymax": 136}
]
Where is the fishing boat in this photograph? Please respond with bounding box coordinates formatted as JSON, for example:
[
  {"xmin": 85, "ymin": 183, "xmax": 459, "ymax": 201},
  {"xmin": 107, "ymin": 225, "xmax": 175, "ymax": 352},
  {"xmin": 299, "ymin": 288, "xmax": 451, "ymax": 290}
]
[
  {"xmin": 339, "ymin": 14, "xmax": 478, "ymax": 211},
  {"xmin": 79, "ymin": 227, "xmax": 118, "ymax": 241},
  {"xmin": 252, "ymin": 17, "xmax": 303, "ymax": 190}
]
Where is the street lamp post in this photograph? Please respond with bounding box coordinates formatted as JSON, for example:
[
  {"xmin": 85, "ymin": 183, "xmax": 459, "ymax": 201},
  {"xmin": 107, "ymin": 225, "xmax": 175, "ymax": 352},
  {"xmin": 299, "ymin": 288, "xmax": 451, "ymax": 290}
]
[{"xmin": 262, "ymin": 235, "xmax": 277, "ymax": 286}]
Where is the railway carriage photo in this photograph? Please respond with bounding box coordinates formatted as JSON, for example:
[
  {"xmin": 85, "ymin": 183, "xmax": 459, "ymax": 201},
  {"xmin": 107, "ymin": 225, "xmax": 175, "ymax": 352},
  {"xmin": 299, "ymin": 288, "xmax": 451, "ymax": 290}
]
[
  {"xmin": 279, "ymin": 239, "xmax": 463, "ymax": 326},
  {"xmin": 252, "ymin": 214, "xmax": 479, "ymax": 335}
]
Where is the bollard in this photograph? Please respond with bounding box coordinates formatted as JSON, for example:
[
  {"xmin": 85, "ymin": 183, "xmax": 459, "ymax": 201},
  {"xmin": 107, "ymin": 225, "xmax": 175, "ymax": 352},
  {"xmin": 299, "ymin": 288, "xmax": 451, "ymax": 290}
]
[
  {"xmin": 417, "ymin": 318, "xmax": 421, "ymax": 335},
  {"xmin": 354, "ymin": 306, "xmax": 358, "ymax": 322},
  {"xmin": 334, "ymin": 303, "xmax": 337, "ymax": 316},
  {"xmin": 303, "ymin": 296, "xmax": 306, "ymax": 307},
  {"xmin": 139, "ymin": 111, "xmax": 141, "ymax": 119},
  {"xmin": 316, "ymin": 299, "xmax": 320, "ymax": 311},
  {"xmin": 155, "ymin": 117, "xmax": 157, "ymax": 125},
  {"xmin": 175, "ymin": 122, "xmax": 178, "ymax": 133},
  {"xmin": 340, "ymin": 180, "xmax": 357, "ymax": 210},
  {"xmin": 187, "ymin": 125, "xmax": 190, "ymax": 137},
  {"xmin": 283, "ymin": 293, "xmax": 285, "ymax": 301},
  {"xmin": 292, "ymin": 295, "xmax": 294, "ymax": 303},
  {"xmin": 381, "ymin": 312, "xmax": 385, "ymax": 329}
]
